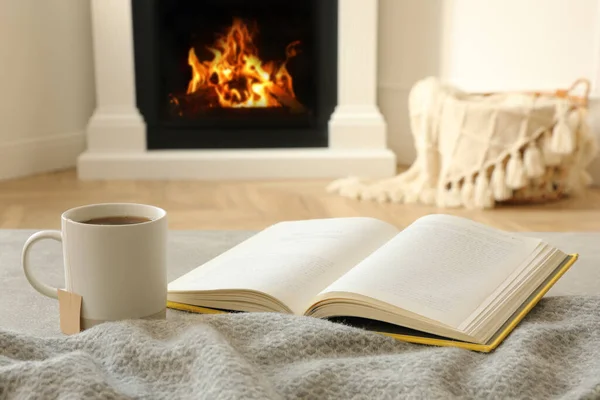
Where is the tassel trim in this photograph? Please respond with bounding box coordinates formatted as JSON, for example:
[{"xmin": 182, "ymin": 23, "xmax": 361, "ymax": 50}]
[
  {"xmin": 460, "ymin": 176, "xmax": 475, "ymax": 209},
  {"xmin": 474, "ymin": 170, "xmax": 494, "ymax": 209},
  {"xmin": 523, "ymin": 142, "xmax": 545, "ymax": 178},
  {"xmin": 491, "ymin": 162, "xmax": 512, "ymax": 201},
  {"xmin": 550, "ymin": 107, "xmax": 577, "ymax": 154},
  {"xmin": 505, "ymin": 151, "xmax": 528, "ymax": 189},
  {"xmin": 444, "ymin": 180, "xmax": 462, "ymax": 208},
  {"xmin": 543, "ymin": 130, "xmax": 562, "ymax": 166}
]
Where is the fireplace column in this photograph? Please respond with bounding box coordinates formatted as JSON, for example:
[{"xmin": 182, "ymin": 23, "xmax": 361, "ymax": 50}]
[
  {"xmin": 85, "ymin": 0, "xmax": 145, "ymax": 152},
  {"xmin": 329, "ymin": 0, "xmax": 387, "ymax": 150}
]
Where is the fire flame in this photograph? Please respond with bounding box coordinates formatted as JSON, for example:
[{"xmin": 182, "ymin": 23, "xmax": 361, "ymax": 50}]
[{"xmin": 185, "ymin": 18, "xmax": 301, "ymax": 109}]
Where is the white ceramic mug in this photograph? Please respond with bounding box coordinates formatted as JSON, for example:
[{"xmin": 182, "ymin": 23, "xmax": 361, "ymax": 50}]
[{"xmin": 22, "ymin": 203, "xmax": 167, "ymax": 329}]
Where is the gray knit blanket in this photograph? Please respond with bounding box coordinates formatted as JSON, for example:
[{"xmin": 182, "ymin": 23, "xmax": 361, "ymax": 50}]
[{"xmin": 1, "ymin": 296, "xmax": 600, "ymax": 399}]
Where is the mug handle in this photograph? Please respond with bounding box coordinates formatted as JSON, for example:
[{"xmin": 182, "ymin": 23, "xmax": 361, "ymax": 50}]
[{"xmin": 22, "ymin": 230, "xmax": 63, "ymax": 299}]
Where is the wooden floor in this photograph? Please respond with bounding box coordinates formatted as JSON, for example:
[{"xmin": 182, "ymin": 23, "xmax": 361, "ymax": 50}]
[{"xmin": 1, "ymin": 169, "xmax": 599, "ymax": 231}]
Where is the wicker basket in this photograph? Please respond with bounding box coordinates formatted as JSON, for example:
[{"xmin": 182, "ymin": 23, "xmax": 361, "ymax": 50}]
[{"xmin": 494, "ymin": 78, "xmax": 591, "ymax": 205}]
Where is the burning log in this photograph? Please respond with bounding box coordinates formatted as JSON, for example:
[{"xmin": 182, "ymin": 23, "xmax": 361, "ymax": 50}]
[
  {"xmin": 169, "ymin": 88, "xmax": 220, "ymax": 117},
  {"xmin": 266, "ymin": 84, "xmax": 307, "ymax": 114},
  {"xmin": 170, "ymin": 83, "xmax": 306, "ymax": 117}
]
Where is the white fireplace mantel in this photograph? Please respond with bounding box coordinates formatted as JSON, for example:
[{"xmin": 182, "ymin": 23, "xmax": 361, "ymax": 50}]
[{"xmin": 78, "ymin": 0, "xmax": 396, "ymax": 180}]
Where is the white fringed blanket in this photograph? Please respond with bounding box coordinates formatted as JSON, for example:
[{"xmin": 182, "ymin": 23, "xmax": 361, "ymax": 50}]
[{"xmin": 329, "ymin": 77, "xmax": 597, "ymax": 208}]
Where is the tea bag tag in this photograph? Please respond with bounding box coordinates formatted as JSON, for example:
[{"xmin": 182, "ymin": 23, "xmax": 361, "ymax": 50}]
[{"xmin": 57, "ymin": 289, "xmax": 82, "ymax": 335}]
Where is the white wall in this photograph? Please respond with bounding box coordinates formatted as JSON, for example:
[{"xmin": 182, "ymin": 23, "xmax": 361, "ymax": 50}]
[
  {"xmin": 0, "ymin": 0, "xmax": 95, "ymax": 180},
  {"xmin": 440, "ymin": 0, "xmax": 600, "ymax": 91},
  {"xmin": 379, "ymin": 0, "xmax": 600, "ymax": 168},
  {"xmin": 378, "ymin": 0, "xmax": 443, "ymax": 164}
]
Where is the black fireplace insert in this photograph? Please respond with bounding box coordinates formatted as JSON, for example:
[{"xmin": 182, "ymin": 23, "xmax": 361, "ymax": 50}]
[{"xmin": 132, "ymin": 0, "xmax": 338, "ymax": 149}]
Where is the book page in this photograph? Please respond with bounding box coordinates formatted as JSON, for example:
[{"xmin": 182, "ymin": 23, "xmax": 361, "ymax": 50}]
[
  {"xmin": 319, "ymin": 214, "xmax": 541, "ymax": 328},
  {"xmin": 168, "ymin": 218, "xmax": 399, "ymax": 315}
]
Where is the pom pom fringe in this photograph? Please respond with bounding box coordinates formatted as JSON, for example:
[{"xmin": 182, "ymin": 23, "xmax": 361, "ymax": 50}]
[
  {"xmin": 524, "ymin": 142, "xmax": 545, "ymax": 178},
  {"xmin": 474, "ymin": 170, "xmax": 494, "ymax": 209},
  {"xmin": 505, "ymin": 151, "xmax": 527, "ymax": 189},
  {"xmin": 444, "ymin": 181, "xmax": 462, "ymax": 208},
  {"xmin": 542, "ymin": 131, "xmax": 562, "ymax": 166},
  {"xmin": 491, "ymin": 162, "xmax": 512, "ymax": 201},
  {"xmin": 550, "ymin": 109, "xmax": 576, "ymax": 154},
  {"xmin": 460, "ymin": 176, "xmax": 475, "ymax": 208}
]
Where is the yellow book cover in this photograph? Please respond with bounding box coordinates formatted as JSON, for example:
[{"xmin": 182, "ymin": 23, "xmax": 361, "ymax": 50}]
[{"xmin": 168, "ymin": 254, "xmax": 578, "ymax": 353}]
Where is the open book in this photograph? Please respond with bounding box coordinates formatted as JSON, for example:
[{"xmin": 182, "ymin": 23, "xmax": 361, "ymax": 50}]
[{"xmin": 167, "ymin": 214, "xmax": 577, "ymax": 352}]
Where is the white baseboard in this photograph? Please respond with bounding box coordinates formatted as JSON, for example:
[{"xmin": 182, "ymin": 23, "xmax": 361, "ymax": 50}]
[
  {"xmin": 77, "ymin": 148, "xmax": 397, "ymax": 180},
  {"xmin": 0, "ymin": 131, "xmax": 86, "ymax": 181}
]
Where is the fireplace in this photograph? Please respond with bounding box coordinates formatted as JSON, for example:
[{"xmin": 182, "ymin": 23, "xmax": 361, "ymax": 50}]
[
  {"xmin": 78, "ymin": 0, "xmax": 395, "ymax": 180},
  {"xmin": 133, "ymin": 0, "xmax": 337, "ymax": 149}
]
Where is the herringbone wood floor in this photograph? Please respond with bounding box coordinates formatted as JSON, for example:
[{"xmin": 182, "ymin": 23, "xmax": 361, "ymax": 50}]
[{"xmin": 1, "ymin": 169, "xmax": 599, "ymax": 231}]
